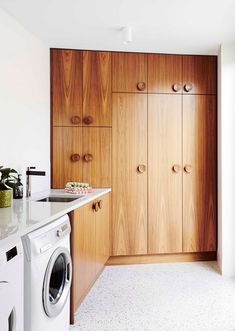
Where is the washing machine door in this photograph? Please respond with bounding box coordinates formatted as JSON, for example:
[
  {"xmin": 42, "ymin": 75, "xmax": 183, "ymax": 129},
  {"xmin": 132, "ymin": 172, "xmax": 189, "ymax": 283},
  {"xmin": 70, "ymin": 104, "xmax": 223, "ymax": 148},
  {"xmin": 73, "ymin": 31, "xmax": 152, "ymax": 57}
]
[{"xmin": 42, "ymin": 247, "xmax": 72, "ymax": 317}]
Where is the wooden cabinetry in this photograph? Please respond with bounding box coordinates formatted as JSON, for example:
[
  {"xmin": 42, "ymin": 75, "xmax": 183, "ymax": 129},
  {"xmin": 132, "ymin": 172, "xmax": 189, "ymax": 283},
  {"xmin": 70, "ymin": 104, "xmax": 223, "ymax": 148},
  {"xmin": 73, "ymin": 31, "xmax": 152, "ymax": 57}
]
[
  {"xmin": 182, "ymin": 56, "xmax": 217, "ymax": 95},
  {"xmin": 183, "ymin": 95, "xmax": 217, "ymax": 252},
  {"xmin": 148, "ymin": 54, "xmax": 182, "ymax": 93},
  {"xmin": 83, "ymin": 51, "xmax": 111, "ymax": 126},
  {"xmin": 148, "ymin": 95, "xmax": 183, "ymax": 254},
  {"xmin": 70, "ymin": 193, "xmax": 110, "ymax": 322},
  {"xmin": 112, "ymin": 52, "xmax": 147, "ymax": 93},
  {"xmin": 52, "ymin": 127, "xmax": 111, "ymax": 188},
  {"xmin": 51, "ymin": 49, "xmax": 83, "ymax": 127},
  {"xmin": 112, "ymin": 93, "xmax": 147, "ymax": 255},
  {"xmin": 51, "ymin": 49, "xmax": 112, "ymax": 188}
]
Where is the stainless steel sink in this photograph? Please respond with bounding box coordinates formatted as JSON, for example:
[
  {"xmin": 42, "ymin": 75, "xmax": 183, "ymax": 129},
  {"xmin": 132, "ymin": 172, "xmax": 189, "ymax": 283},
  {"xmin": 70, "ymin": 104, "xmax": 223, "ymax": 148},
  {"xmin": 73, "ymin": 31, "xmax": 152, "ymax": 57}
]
[{"xmin": 36, "ymin": 196, "xmax": 82, "ymax": 203}]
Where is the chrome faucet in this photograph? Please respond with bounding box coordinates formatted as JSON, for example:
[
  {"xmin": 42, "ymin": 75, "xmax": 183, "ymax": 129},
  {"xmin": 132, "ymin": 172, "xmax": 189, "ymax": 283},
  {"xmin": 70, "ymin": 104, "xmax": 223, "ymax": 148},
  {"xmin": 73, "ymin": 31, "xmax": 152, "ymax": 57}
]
[{"xmin": 26, "ymin": 167, "xmax": 46, "ymax": 198}]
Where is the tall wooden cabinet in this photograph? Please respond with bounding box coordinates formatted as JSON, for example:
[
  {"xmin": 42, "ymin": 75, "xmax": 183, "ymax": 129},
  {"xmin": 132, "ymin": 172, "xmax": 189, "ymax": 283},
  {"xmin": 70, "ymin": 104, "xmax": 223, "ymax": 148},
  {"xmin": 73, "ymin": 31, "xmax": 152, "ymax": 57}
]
[
  {"xmin": 51, "ymin": 49, "xmax": 111, "ymax": 188},
  {"xmin": 111, "ymin": 53, "xmax": 217, "ymax": 258}
]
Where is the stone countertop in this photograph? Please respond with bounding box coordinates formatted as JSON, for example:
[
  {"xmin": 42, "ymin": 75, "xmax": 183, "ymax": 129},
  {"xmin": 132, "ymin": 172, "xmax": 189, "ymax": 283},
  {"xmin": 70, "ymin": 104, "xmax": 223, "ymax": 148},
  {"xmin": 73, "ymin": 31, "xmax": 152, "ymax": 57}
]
[{"xmin": 0, "ymin": 188, "xmax": 111, "ymax": 247}]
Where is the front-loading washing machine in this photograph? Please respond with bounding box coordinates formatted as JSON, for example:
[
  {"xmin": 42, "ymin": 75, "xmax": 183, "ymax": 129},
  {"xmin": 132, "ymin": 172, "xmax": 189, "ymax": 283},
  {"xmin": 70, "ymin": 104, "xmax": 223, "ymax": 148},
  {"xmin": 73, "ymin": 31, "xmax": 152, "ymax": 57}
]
[
  {"xmin": 22, "ymin": 214, "xmax": 72, "ymax": 331},
  {"xmin": 0, "ymin": 238, "xmax": 24, "ymax": 331}
]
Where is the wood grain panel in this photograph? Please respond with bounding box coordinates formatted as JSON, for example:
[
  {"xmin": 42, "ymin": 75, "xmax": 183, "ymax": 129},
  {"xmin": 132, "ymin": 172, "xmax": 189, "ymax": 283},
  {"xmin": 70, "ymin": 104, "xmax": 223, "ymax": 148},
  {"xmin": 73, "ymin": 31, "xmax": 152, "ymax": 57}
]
[
  {"xmin": 112, "ymin": 52, "xmax": 147, "ymax": 93},
  {"xmin": 183, "ymin": 95, "xmax": 217, "ymax": 252},
  {"xmin": 183, "ymin": 55, "xmax": 217, "ymax": 95},
  {"xmin": 83, "ymin": 51, "xmax": 111, "ymax": 126},
  {"xmin": 82, "ymin": 128, "xmax": 111, "ymax": 187},
  {"xmin": 52, "ymin": 127, "xmax": 82, "ymax": 188},
  {"xmin": 107, "ymin": 251, "xmax": 217, "ymax": 265},
  {"xmin": 51, "ymin": 49, "xmax": 83, "ymax": 126},
  {"xmin": 112, "ymin": 93, "xmax": 147, "ymax": 255},
  {"xmin": 148, "ymin": 94, "xmax": 183, "ymax": 254},
  {"xmin": 96, "ymin": 193, "xmax": 110, "ymax": 275},
  {"xmin": 70, "ymin": 204, "xmax": 96, "ymax": 314},
  {"xmin": 148, "ymin": 54, "xmax": 182, "ymax": 93}
]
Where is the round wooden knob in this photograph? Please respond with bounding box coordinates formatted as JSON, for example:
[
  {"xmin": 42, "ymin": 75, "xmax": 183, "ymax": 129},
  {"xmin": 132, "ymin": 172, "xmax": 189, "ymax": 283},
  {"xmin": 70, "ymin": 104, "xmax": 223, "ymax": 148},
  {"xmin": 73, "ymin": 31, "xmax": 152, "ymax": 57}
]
[
  {"xmin": 184, "ymin": 83, "xmax": 193, "ymax": 92},
  {"xmin": 70, "ymin": 116, "xmax": 81, "ymax": 125},
  {"xmin": 70, "ymin": 154, "xmax": 80, "ymax": 162},
  {"xmin": 98, "ymin": 200, "xmax": 103, "ymax": 209},
  {"xmin": 137, "ymin": 164, "xmax": 146, "ymax": 173},
  {"xmin": 172, "ymin": 83, "xmax": 182, "ymax": 92},
  {"xmin": 83, "ymin": 115, "xmax": 93, "ymax": 125},
  {"xmin": 93, "ymin": 201, "xmax": 99, "ymax": 212},
  {"xmin": 83, "ymin": 153, "xmax": 93, "ymax": 162},
  {"xmin": 137, "ymin": 82, "xmax": 146, "ymax": 91},
  {"xmin": 172, "ymin": 164, "xmax": 181, "ymax": 173},
  {"xmin": 184, "ymin": 165, "xmax": 192, "ymax": 173}
]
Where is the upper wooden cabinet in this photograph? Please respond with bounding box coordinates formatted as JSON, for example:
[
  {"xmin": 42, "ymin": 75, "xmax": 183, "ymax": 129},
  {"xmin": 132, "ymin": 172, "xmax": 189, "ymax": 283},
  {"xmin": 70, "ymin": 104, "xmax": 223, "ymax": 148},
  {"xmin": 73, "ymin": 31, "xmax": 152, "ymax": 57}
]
[
  {"xmin": 51, "ymin": 49, "xmax": 83, "ymax": 126},
  {"xmin": 148, "ymin": 54, "xmax": 182, "ymax": 94},
  {"xmin": 182, "ymin": 56, "xmax": 217, "ymax": 95},
  {"xmin": 51, "ymin": 49, "xmax": 111, "ymax": 127},
  {"xmin": 83, "ymin": 51, "xmax": 111, "ymax": 126},
  {"xmin": 112, "ymin": 52, "xmax": 147, "ymax": 93}
]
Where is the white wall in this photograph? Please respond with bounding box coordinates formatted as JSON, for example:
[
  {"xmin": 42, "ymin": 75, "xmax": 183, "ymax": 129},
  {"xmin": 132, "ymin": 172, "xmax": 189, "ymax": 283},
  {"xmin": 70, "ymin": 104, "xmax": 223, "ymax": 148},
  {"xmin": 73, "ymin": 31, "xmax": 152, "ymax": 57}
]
[
  {"xmin": 218, "ymin": 43, "xmax": 235, "ymax": 276},
  {"xmin": 0, "ymin": 8, "xmax": 50, "ymax": 194}
]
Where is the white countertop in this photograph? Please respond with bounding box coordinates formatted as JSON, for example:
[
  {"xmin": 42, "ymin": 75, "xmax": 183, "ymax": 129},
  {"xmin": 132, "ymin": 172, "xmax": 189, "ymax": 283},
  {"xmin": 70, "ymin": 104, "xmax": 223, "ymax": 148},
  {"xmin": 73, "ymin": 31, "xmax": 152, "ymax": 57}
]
[{"xmin": 0, "ymin": 188, "xmax": 111, "ymax": 246}]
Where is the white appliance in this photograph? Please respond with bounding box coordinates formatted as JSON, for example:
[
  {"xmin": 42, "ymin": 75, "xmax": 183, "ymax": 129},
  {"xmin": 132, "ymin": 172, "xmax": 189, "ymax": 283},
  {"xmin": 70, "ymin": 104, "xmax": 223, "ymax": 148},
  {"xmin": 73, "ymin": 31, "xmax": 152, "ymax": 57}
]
[
  {"xmin": 22, "ymin": 215, "xmax": 72, "ymax": 331},
  {"xmin": 0, "ymin": 239, "xmax": 24, "ymax": 331}
]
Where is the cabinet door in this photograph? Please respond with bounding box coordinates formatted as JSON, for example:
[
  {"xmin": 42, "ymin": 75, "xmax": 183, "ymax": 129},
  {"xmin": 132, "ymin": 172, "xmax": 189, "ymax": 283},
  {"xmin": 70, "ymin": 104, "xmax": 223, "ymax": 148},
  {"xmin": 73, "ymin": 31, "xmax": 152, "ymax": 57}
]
[
  {"xmin": 83, "ymin": 51, "xmax": 111, "ymax": 126},
  {"xmin": 51, "ymin": 49, "xmax": 83, "ymax": 126},
  {"xmin": 95, "ymin": 194, "xmax": 110, "ymax": 275},
  {"xmin": 112, "ymin": 52, "xmax": 147, "ymax": 93},
  {"xmin": 148, "ymin": 95, "xmax": 183, "ymax": 254},
  {"xmin": 70, "ymin": 203, "xmax": 96, "ymax": 314},
  {"xmin": 183, "ymin": 95, "xmax": 217, "ymax": 252},
  {"xmin": 52, "ymin": 127, "xmax": 83, "ymax": 188},
  {"xmin": 148, "ymin": 54, "xmax": 182, "ymax": 93},
  {"xmin": 112, "ymin": 93, "xmax": 147, "ymax": 255},
  {"xmin": 83, "ymin": 128, "xmax": 111, "ymax": 187},
  {"xmin": 183, "ymin": 56, "xmax": 217, "ymax": 95}
]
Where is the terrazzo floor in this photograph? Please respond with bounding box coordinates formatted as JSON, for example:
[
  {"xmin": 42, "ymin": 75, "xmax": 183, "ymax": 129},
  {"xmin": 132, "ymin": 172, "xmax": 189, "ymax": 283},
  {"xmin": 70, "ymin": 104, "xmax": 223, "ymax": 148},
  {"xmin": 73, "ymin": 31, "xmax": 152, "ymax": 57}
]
[{"xmin": 70, "ymin": 262, "xmax": 235, "ymax": 331}]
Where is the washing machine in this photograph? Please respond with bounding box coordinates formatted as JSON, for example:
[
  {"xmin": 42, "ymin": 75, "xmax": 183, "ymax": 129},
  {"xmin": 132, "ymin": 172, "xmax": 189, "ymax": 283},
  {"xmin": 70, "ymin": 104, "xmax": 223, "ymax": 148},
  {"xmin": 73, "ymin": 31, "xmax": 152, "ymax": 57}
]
[
  {"xmin": 0, "ymin": 238, "xmax": 24, "ymax": 331},
  {"xmin": 22, "ymin": 214, "xmax": 72, "ymax": 331}
]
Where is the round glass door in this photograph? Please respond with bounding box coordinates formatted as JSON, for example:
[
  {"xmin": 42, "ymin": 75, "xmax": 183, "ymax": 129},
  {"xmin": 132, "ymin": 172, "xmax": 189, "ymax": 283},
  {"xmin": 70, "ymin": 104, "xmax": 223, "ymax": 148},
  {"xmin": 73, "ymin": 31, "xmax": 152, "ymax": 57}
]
[{"xmin": 43, "ymin": 247, "xmax": 72, "ymax": 317}]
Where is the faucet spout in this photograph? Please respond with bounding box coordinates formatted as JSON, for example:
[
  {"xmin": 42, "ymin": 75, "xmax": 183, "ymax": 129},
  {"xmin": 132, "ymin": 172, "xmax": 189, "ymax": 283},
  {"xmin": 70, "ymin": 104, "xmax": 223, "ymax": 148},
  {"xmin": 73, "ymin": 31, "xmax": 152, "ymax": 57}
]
[{"xmin": 26, "ymin": 166, "xmax": 46, "ymax": 198}]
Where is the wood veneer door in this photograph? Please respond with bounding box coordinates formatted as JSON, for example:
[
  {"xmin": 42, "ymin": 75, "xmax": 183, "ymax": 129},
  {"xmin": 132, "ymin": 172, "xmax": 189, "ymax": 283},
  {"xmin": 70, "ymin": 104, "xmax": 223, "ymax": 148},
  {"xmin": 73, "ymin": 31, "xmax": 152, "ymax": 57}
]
[
  {"xmin": 183, "ymin": 95, "xmax": 217, "ymax": 252},
  {"xmin": 148, "ymin": 94, "xmax": 183, "ymax": 254},
  {"xmin": 148, "ymin": 54, "xmax": 182, "ymax": 94},
  {"xmin": 83, "ymin": 51, "xmax": 111, "ymax": 126},
  {"xmin": 51, "ymin": 49, "xmax": 83, "ymax": 126},
  {"xmin": 70, "ymin": 204, "xmax": 96, "ymax": 314},
  {"xmin": 52, "ymin": 127, "xmax": 83, "ymax": 188},
  {"xmin": 95, "ymin": 193, "xmax": 110, "ymax": 275},
  {"xmin": 112, "ymin": 52, "xmax": 147, "ymax": 93},
  {"xmin": 112, "ymin": 93, "xmax": 147, "ymax": 255},
  {"xmin": 183, "ymin": 55, "xmax": 217, "ymax": 95},
  {"xmin": 82, "ymin": 127, "xmax": 111, "ymax": 187}
]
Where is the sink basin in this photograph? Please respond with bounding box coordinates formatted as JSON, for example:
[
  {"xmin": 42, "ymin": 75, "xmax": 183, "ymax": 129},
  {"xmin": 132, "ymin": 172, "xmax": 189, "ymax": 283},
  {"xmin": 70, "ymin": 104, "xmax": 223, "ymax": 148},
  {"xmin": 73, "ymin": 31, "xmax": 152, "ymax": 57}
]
[{"xmin": 36, "ymin": 196, "xmax": 82, "ymax": 203}]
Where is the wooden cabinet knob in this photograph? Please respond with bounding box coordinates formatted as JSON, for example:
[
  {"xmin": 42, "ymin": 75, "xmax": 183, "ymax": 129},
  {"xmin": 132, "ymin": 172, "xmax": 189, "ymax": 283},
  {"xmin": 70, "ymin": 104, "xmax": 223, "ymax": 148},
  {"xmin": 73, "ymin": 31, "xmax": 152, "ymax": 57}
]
[
  {"xmin": 172, "ymin": 83, "xmax": 182, "ymax": 92},
  {"xmin": 70, "ymin": 154, "xmax": 80, "ymax": 162},
  {"xmin": 172, "ymin": 164, "xmax": 181, "ymax": 173},
  {"xmin": 137, "ymin": 82, "xmax": 146, "ymax": 91},
  {"xmin": 93, "ymin": 201, "xmax": 99, "ymax": 212},
  {"xmin": 184, "ymin": 165, "xmax": 192, "ymax": 173},
  {"xmin": 184, "ymin": 83, "xmax": 193, "ymax": 92},
  {"xmin": 83, "ymin": 153, "xmax": 93, "ymax": 162},
  {"xmin": 70, "ymin": 116, "xmax": 81, "ymax": 125},
  {"xmin": 137, "ymin": 164, "xmax": 146, "ymax": 173},
  {"xmin": 98, "ymin": 200, "xmax": 103, "ymax": 209},
  {"xmin": 83, "ymin": 115, "xmax": 93, "ymax": 125}
]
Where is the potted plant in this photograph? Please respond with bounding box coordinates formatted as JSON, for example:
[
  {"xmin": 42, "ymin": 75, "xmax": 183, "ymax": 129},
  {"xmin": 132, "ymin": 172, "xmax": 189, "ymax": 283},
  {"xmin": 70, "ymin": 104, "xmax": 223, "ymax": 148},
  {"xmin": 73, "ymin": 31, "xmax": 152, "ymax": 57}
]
[{"xmin": 0, "ymin": 166, "xmax": 17, "ymax": 208}]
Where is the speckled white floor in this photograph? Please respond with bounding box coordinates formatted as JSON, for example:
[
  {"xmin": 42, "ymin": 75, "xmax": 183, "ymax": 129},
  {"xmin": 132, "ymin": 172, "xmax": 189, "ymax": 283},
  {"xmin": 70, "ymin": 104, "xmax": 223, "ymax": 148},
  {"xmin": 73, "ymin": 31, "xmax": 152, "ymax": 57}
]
[{"xmin": 70, "ymin": 262, "xmax": 235, "ymax": 331}]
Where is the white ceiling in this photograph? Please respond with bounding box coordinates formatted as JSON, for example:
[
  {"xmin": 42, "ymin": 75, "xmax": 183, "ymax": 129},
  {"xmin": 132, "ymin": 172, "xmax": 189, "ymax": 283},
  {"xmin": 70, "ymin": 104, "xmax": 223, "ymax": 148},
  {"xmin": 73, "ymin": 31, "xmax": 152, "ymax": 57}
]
[{"xmin": 0, "ymin": 0, "xmax": 235, "ymax": 55}]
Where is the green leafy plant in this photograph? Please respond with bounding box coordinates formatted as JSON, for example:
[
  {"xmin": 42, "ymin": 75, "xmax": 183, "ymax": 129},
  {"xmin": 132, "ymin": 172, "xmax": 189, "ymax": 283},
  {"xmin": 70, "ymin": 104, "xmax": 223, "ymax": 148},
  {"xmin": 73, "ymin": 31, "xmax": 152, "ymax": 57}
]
[{"xmin": 0, "ymin": 166, "xmax": 18, "ymax": 190}]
